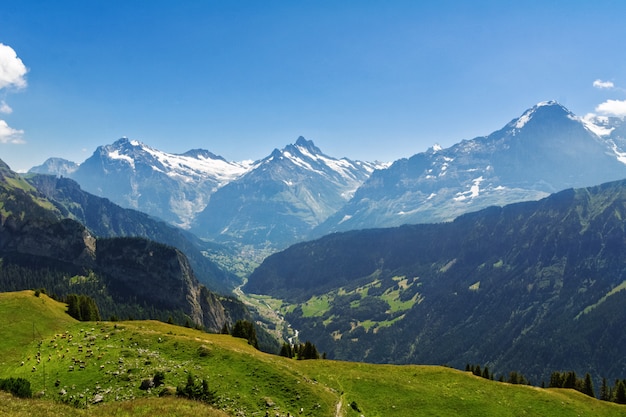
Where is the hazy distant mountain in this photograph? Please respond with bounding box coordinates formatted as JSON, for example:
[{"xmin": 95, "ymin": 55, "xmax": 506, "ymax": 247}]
[
  {"xmin": 30, "ymin": 157, "xmax": 79, "ymax": 177},
  {"xmin": 314, "ymin": 101, "xmax": 626, "ymax": 235},
  {"xmin": 246, "ymin": 178, "xmax": 626, "ymax": 383},
  {"xmin": 66, "ymin": 138, "xmax": 253, "ymax": 227},
  {"xmin": 191, "ymin": 137, "xmax": 384, "ymax": 248}
]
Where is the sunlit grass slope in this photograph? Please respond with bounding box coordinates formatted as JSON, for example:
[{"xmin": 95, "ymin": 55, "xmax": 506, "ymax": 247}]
[{"xmin": 1, "ymin": 290, "xmax": 624, "ymax": 416}]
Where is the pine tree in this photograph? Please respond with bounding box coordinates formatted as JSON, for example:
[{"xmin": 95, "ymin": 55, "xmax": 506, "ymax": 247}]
[
  {"xmin": 231, "ymin": 320, "xmax": 259, "ymax": 349},
  {"xmin": 300, "ymin": 341, "xmax": 319, "ymax": 360},
  {"xmin": 549, "ymin": 371, "xmax": 564, "ymax": 388},
  {"xmin": 66, "ymin": 294, "xmax": 81, "ymax": 320},
  {"xmin": 600, "ymin": 378, "xmax": 610, "ymax": 401},
  {"xmin": 279, "ymin": 342, "xmax": 293, "ymax": 358},
  {"xmin": 581, "ymin": 373, "xmax": 595, "ymax": 398},
  {"xmin": 615, "ymin": 381, "xmax": 626, "ymax": 404},
  {"xmin": 563, "ymin": 371, "xmax": 577, "ymax": 389}
]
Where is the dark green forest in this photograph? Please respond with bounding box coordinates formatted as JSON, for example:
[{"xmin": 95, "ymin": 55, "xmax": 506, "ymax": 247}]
[
  {"xmin": 0, "ymin": 256, "xmax": 194, "ymax": 326},
  {"xmin": 246, "ymin": 179, "xmax": 626, "ymax": 385}
]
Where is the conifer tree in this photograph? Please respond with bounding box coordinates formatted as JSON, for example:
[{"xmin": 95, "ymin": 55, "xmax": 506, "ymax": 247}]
[
  {"xmin": 231, "ymin": 320, "xmax": 259, "ymax": 349},
  {"xmin": 600, "ymin": 378, "xmax": 610, "ymax": 401},
  {"xmin": 279, "ymin": 342, "xmax": 293, "ymax": 358},
  {"xmin": 582, "ymin": 373, "xmax": 595, "ymax": 398},
  {"xmin": 615, "ymin": 380, "xmax": 626, "ymax": 404},
  {"xmin": 300, "ymin": 341, "xmax": 319, "ymax": 360},
  {"xmin": 563, "ymin": 371, "xmax": 577, "ymax": 389}
]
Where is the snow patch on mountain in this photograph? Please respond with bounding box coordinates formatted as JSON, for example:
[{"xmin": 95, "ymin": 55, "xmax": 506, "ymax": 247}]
[
  {"xmin": 108, "ymin": 150, "xmax": 136, "ymax": 168},
  {"xmin": 454, "ymin": 176, "xmax": 484, "ymax": 201},
  {"xmin": 338, "ymin": 214, "xmax": 352, "ymax": 224},
  {"xmin": 514, "ymin": 100, "xmax": 558, "ymax": 130},
  {"xmin": 609, "ymin": 142, "xmax": 626, "ymax": 164},
  {"xmin": 515, "ymin": 111, "xmax": 533, "ymax": 129},
  {"xmin": 581, "ymin": 114, "xmax": 615, "ymax": 137},
  {"xmin": 141, "ymin": 144, "xmax": 253, "ymax": 185}
]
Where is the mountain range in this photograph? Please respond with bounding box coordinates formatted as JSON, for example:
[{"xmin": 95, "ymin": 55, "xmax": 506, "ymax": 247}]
[
  {"xmin": 31, "ymin": 101, "xmax": 626, "ymax": 251},
  {"xmin": 245, "ymin": 177, "xmax": 626, "ymax": 384},
  {"xmin": 0, "ymin": 158, "xmax": 251, "ymax": 335},
  {"xmin": 60, "ymin": 138, "xmax": 252, "ymax": 228},
  {"xmin": 191, "ymin": 137, "xmax": 382, "ymax": 247},
  {"xmin": 32, "ymin": 136, "xmax": 382, "ymax": 249},
  {"xmin": 314, "ymin": 101, "xmax": 626, "ymax": 235}
]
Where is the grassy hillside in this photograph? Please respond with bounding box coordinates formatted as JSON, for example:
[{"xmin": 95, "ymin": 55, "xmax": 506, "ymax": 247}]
[
  {"xmin": 0, "ymin": 291, "xmax": 624, "ymax": 416},
  {"xmin": 0, "ymin": 392, "xmax": 229, "ymax": 417},
  {"xmin": 0, "ymin": 291, "xmax": 77, "ymax": 365}
]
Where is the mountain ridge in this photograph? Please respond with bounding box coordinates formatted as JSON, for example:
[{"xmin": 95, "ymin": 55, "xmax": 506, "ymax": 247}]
[
  {"xmin": 65, "ymin": 137, "xmax": 253, "ymax": 227},
  {"xmin": 32, "ymin": 136, "xmax": 383, "ymax": 249},
  {"xmin": 245, "ymin": 177, "xmax": 626, "ymax": 383},
  {"xmin": 191, "ymin": 136, "xmax": 383, "ymax": 248},
  {"xmin": 25, "ymin": 173, "xmax": 238, "ymax": 293},
  {"xmin": 313, "ymin": 101, "xmax": 626, "ymax": 236},
  {"xmin": 28, "ymin": 101, "xmax": 626, "ymax": 251}
]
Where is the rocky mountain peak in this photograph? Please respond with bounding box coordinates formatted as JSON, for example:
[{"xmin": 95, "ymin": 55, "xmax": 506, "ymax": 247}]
[
  {"xmin": 182, "ymin": 148, "xmax": 225, "ymax": 161},
  {"xmin": 505, "ymin": 101, "xmax": 573, "ymax": 132},
  {"xmin": 293, "ymin": 136, "xmax": 322, "ymax": 154}
]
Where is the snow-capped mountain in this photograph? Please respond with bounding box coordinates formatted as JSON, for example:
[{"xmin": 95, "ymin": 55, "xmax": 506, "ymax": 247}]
[
  {"xmin": 67, "ymin": 138, "xmax": 253, "ymax": 227},
  {"xmin": 33, "ymin": 136, "xmax": 382, "ymax": 249},
  {"xmin": 190, "ymin": 137, "xmax": 384, "ymax": 248},
  {"xmin": 314, "ymin": 101, "xmax": 626, "ymax": 235},
  {"xmin": 32, "ymin": 101, "xmax": 625, "ymax": 250}
]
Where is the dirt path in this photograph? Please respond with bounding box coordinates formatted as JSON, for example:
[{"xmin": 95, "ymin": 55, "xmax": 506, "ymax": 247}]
[{"xmin": 335, "ymin": 399, "xmax": 343, "ymax": 417}]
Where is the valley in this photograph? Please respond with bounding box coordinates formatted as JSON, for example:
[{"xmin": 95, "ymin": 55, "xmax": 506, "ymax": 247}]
[{"xmin": 3, "ymin": 100, "xmax": 626, "ymax": 414}]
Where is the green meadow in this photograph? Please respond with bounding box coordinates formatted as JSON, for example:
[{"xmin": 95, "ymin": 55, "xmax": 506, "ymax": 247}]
[{"xmin": 1, "ymin": 290, "xmax": 624, "ymax": 416}]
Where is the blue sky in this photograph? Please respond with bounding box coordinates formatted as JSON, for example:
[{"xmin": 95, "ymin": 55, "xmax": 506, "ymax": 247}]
[{"xmin": 1, "ymin": 1, "xmax": 625, "ymax": 171}]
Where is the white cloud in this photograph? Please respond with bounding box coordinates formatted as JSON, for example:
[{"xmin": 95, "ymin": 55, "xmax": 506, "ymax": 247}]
[
  {"xmin": 0, "ymin": 101, "xmax": 12, "ymax": 114},
  {"xmin": 593, "ymin": 79, "xmax": 614, "ymax": 89},
  {"xmin": 0, "ymin": 43, "xmax": 28, "ymax": 90},
  {"xmin": 596, "ymin": 99, "xmax": 626, "ymax": 117},
  {"xmin": 0, "ymin": 119, "xmax": 25, "ymax": 144},
  {"xmin": 0, "ymin": 44, "xmax": 27, "ymax": 145}
]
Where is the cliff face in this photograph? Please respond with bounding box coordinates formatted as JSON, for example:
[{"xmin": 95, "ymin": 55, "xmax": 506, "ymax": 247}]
[
  {"xmin": 96, "ymin": 237, "xmax": 230, "ymax": 331},
  {"xmin": 2, "ymin": 218, "xmax": 96, "ymax": 267}
]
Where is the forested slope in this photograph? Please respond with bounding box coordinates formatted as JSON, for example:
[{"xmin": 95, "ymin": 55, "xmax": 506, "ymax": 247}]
[{"xmin": 246, "ymin": 179, "xmax": 626, "ymax": 384}]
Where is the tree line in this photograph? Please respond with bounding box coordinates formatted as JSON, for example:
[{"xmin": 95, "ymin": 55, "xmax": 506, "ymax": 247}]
[
  {"xmin": 467, "ymin": 364, "xmax": 626, "ymax": 403},
  {"xmin": 279, "ymin": 341, "xmax": 324, "ymax": 360}
]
